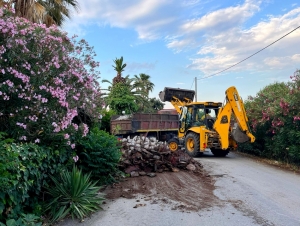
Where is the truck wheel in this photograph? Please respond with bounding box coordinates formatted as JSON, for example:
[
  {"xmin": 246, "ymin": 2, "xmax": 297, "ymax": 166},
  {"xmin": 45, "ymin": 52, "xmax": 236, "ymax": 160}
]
[
  {"xmin": 185, "ymin": 132, "xmax": 200, "ymax": 157},
  {"xmin": 211, "ymin": 148, "xmax": 229, "ymax": 157},
  {"xmin": 168, "ymin": 138, "xmax": 179, "ymax": 152}
]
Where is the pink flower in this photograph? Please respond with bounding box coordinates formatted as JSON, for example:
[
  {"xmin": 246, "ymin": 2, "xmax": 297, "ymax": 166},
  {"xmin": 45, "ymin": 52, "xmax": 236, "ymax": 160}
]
[
  {"xmin": 72, "ymin": 123, "xmax": 78, "ymax": 131},
  {"xmin": 73, "ymin": 155, "xmax": 79, "ymax": 162},
  {"xmin": 82, "ymin": 123, "xmax": 89, "ymax": 137},
  {"xmin": 71, "ymin": 144, "xmax": 75, "ymax": 149},
  {"xmin": 64, "ymin": 133, "xmax": 70, "ymax": 139},
  {"xmin": 19, "ymin": 136, "xmax": 27, "ymax": 141}
]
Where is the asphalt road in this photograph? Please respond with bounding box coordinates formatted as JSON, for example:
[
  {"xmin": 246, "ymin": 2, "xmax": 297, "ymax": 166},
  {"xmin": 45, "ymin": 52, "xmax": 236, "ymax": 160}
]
[{"xmin": 59, "ymin": 151, "xmax": 300, "ymax": 226}]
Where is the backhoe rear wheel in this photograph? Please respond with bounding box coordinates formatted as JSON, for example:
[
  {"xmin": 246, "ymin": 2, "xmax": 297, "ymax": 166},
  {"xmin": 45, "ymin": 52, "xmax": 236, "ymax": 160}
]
[
  {"xmin": 168, "ymin": 138, "xmax": 179, "ymax": 152},
  {"xmin": 185, "ymin": 132, "xmax": 200, "ymax": 157},
  {"xmin": 211, "ymin": 148, "xmax": 229, "ymax": 157}
]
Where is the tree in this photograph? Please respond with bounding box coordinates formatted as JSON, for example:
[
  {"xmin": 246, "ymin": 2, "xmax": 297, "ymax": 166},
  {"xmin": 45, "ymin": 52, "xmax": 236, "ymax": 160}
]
[
  {"xmin": 133, "ymin": 73, "xmax": 154, "ymax": 97},
  {"xmin": 102, "ymin": 76, "xmax": 146, "ymax": 114},
  {"xmin": 149, "ymin": 98, "xmax": 164, "ymax": 111},
  {"xmin": 0, "ymin": 0, "xmax": 79, "ymax": 27},
  {"xmin": 112, "ymin": 56, "xmax": 126, "ymax": 84},
  {"xmin": 105, "ymin": 83, "xmax": 139, "ymax": 114}
]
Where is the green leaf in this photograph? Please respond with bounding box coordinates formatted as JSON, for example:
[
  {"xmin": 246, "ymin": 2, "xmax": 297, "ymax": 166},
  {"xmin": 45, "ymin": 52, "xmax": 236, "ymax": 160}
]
[{"xmin": 6, "ymin": 219, "xmax": 16, "ymax": 226}]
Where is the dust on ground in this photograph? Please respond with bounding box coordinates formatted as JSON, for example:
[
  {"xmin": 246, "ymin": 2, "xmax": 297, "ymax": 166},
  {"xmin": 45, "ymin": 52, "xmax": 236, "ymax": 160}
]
[{"xmin": 103, "ymin": 169, "xmax": 218, "ymax": 212}]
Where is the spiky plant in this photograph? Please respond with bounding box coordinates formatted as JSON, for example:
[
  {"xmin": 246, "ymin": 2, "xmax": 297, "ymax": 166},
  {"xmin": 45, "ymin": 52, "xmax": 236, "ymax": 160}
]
[{"xmin": 44, "ymin": 166, "xmax": 104, "ymax": 223}]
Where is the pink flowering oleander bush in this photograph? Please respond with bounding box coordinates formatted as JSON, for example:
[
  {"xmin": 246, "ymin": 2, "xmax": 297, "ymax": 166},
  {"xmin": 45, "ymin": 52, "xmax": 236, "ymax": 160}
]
[
  {"xmin": 0, "ymin": 8, "xmax": 113, "ymax": 223},
  {"xmin": 239, "ymin": 70, "xmax": 300, "ymax": 165},
  {"xmin": 0, "ymin": 8, "xmax": 102, "ymax": 146}
]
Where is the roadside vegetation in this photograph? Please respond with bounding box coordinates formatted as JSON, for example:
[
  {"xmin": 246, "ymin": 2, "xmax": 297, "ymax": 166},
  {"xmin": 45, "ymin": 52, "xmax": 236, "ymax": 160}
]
[
  {"xmin": 0, "ymin": 6, "xmax": 163, "ymax": 225},
  {"xmin": 239, "ymin": 70, "xmax": 300, "ymax": 166}
]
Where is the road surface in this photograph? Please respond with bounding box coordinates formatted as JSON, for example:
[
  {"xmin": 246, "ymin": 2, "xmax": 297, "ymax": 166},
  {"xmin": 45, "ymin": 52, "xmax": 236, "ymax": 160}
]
[{"xmin": 59, "ymin": 151, "xmax": 300, "ymax": 226}]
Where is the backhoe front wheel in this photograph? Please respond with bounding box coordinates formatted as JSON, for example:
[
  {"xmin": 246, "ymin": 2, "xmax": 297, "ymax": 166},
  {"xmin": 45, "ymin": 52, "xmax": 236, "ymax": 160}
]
[
  {"xmin": 185, "ymin": 132, "xmax": 200, "ymax": 157},
  {"xmin": 168, "ymin": 138, "xmax": 179, "ymax": 152},
  {"xmin": 211, "ymin": 148, "xmax": 229, "ymax": 157}
]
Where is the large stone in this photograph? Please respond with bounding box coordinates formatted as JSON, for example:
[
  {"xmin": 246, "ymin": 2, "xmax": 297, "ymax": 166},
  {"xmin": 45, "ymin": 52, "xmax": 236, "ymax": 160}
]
[
  {"xmin": 130, "ymin": 171, "xmax": 140, "ymax": 177},
  {"xmin": 172, "ymin": 167, "xmax": 180, "ymax": 172},
  {"xmin": 125, "ymin": 165, "xmax": 140, "ymax": 174},
  {"xmin": 186, "ymin": 163, "xmax": 196, "ymax": 171},
  {"xmin": 153, "ymin": 155, "xmax": 160, "ymax": 160},
  {"xmin": 139, "ymin": 171, "xmax": 146, "ymax": 176}
]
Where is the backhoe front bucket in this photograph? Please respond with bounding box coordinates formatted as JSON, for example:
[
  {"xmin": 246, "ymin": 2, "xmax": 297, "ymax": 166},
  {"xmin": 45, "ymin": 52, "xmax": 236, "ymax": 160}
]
[{"xmin": 159, "ymin": 87, "xmax": 195, "ymax": 102}]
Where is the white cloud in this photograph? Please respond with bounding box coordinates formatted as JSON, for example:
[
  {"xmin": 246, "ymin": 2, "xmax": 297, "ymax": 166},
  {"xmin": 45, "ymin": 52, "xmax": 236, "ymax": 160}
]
[
  {"xmin": 166, "ymin": 38, "xmax": 196, "ymax": 52},
  {"xmin": 180, "ymin": 0, "xmax": 260, "ymax": 33},
  {"xmin": 136, "ymin": 17, "xmax": 175, "ymax": 40},
  {"xmin": 187, "ymin": 7, "xmax": 300, "ymax": 75},
  {"xmin": 264, "ymin": 54, "xmax": 300, "ymax": 68},
  {"xmin": 64, "ymin": 0, "xmax": 175, "ymax": 40},
  {"xmin": 63, "ymin": 0, "xmax": 300, "ymax": 77}
]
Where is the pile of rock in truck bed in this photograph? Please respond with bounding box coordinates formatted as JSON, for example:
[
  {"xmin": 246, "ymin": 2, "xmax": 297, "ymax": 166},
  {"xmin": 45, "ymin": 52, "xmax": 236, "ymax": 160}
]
[{"xmin": 118, "ymin": 136, "xmax": 202, "ymax": 177}]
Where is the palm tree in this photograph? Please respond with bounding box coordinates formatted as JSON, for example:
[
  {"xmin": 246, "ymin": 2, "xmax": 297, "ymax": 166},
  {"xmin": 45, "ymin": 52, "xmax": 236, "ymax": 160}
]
[
  {"xmin": 112, "ymin": 56, "xmax": 126, "ymax": 84},
  {"xmin": 133, "ymin": 73, "xmax": 154, "ymax": 97},
  {"xmin": 102, "ymin": 76, "xmax": 152, "ymax": 113},
  {"xmin": 149, "ymin": 98, "xmax": 164, "ymax": 111},
  {"xmin": 40, "ymin": 0, "xmax": 79, "ymax": 26},
  {"xmin": 0, "ymin": 0, "xmax": 79, "ymax": 27}
]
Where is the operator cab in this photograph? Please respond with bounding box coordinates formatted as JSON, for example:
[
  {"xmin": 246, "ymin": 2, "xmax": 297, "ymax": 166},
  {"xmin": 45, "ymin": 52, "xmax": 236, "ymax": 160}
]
[{"xmin": 179, "ymin": 102, "xmax": 222, "ymax": 131}]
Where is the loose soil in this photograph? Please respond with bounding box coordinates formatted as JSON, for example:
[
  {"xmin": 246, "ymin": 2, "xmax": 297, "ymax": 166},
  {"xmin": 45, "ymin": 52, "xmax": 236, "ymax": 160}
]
[{"xmin": 103, "ymin": 169, "xmax": 218, "ymax": 211}]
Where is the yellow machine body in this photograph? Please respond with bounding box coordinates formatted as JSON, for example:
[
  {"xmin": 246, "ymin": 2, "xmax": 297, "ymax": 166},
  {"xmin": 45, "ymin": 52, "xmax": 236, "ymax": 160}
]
[{"xmin": 159, "ymin": 86, "xmax": 255, "ymax": 157}]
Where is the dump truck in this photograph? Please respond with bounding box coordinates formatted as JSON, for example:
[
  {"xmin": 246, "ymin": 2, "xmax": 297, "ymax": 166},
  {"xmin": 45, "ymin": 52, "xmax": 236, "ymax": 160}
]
[
  {"xmin": 110, "ymin": 113, "xmax": 179, "ymax": 141},
  {"xmin": 159, "ymin": 86, "xmax": 255, "ymax": 157}
]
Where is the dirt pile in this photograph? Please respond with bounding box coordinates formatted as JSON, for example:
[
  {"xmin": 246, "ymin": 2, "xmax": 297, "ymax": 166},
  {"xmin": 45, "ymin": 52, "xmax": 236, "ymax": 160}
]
[
  {"xmin": 119, "ymin": 135, "xmax": 202, "ymax": 177},
  {"xmin": 104, "ymin": 170, "xmax": 217, "ymax": 211}
]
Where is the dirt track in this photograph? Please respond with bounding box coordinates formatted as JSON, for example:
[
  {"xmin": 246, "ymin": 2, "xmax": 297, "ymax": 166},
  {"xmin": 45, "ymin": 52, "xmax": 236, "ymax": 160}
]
[{"xmin": 104, "ymin": 170, "xmax": 218, "ymax": 211}]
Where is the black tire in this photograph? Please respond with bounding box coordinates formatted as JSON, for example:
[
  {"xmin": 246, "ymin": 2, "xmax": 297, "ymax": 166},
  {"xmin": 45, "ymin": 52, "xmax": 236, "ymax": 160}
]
[
  {"xmin": 168, "ymin": 138, "xmax": 179, "ymax": 152},
  {"xmin": 211, "ymin": 148, "xmax": 229, "ymax": 157},
  {"xmin": 185, "ymin": 132, "xmax": 200, "ymax": 157}
]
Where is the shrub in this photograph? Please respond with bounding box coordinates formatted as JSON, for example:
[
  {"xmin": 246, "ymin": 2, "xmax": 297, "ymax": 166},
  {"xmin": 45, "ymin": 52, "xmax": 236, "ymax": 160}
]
[
  {"xmin": 99, "ymin": 109, "xmax": 116, "ymax": 133},
  {"xmin": 44, "ymin": 166, "xmax": 104, "ymax": 223},
  {"xmin": 0, "ymin": 8, "xmax": 102, "ymax": 147},
  {"xmin": 240, "ymin": 70, "xmax": 300, "ymax": 165},
  {"xmin": 0, "ymin": 132, "xmax": 72, "ymax": 223},
  {"xmin": 76, "ymin": 127, "xmax": 122, "ymax": 184},
  {"xmin": 0, "ymin": 214, "xmax": 42, "ymax": 226}
]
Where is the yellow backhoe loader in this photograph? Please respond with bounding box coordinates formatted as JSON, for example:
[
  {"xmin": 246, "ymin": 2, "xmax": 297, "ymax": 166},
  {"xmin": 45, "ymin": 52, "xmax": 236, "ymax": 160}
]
[{"xmin": 159, "ymin": 86, "xmax": 255, "ymax": 157}]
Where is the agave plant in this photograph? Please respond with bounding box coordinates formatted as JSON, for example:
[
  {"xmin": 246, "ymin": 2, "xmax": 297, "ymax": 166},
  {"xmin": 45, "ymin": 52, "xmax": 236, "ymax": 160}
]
[{"xmin": 44, "ymin": 166, "xmax": 104, "ymax": 223}]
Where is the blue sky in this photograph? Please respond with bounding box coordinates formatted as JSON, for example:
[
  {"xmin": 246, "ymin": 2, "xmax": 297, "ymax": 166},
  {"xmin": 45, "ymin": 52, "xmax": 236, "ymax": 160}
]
[{"xmin": 63, "ymin": 0, "xmax": 300, "ymax": 108}]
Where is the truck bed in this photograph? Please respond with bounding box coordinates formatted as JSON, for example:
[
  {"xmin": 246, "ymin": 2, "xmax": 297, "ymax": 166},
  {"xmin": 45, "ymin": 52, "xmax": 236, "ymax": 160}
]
[{"xmin": 110, "ymin": 113, "xmax": 179, "ymax": 135}]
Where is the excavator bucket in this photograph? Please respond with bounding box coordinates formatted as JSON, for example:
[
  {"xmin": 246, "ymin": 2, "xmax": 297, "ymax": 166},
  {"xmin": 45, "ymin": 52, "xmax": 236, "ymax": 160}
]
[
  {"xmin": 231, "ymin": 123, "xmax": 250, "ymax": 143},
  {"xmin": 159, "ymin": 87, "xmax": 195, "ymax": 102}
]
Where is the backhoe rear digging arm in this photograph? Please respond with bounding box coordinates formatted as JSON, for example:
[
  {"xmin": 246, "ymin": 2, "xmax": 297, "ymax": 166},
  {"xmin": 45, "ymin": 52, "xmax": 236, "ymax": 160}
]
[{"xmin": 214, "ymin": 86, "xmax": 255, "ymax": 149}]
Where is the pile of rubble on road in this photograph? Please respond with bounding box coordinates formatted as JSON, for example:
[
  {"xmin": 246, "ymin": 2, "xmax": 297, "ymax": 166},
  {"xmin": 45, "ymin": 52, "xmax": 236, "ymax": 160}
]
[{"xmin": 118, "ymin": 136, "xmax": 202, "ymax": 177}]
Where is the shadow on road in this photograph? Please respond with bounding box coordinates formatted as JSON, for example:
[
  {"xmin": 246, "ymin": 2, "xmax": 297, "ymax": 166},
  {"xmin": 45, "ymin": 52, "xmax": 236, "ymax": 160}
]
[{"xmin": 193, "ymin": 150, "xmax": 237, "ymax": 159}]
